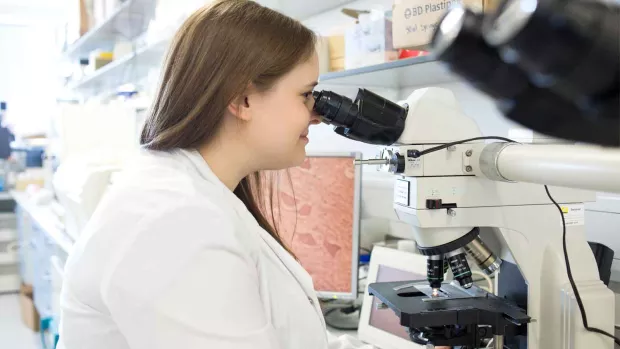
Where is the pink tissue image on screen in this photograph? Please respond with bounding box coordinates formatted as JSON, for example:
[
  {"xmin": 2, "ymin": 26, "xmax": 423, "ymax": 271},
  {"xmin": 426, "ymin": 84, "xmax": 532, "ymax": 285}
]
[
  {"xmin": 267, "ymin": 156, "xmax": 356, "ymax": 293},
  {"xmin": 369, "ymin": 265, "xmax": 426, "ymax": 340}
]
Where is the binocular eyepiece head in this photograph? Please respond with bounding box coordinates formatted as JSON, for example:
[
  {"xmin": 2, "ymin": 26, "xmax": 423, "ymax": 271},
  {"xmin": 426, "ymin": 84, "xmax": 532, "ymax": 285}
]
[{"xmin": 312, "ymin": 88, "xmax": 408, "ymax": 146}]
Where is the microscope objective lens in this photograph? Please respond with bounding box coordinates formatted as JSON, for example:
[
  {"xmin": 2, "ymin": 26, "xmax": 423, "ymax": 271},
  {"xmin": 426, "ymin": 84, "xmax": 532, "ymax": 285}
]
[{"xmin": 447, "ymin": 252, "xmax": 474, "ymax": 289}]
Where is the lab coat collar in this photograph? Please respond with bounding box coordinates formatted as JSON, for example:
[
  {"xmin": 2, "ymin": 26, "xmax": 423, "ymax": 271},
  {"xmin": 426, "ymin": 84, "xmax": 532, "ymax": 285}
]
[
  {"xmin": 177, "ymin": 148, "xmax": 325, "ymax": 327},
  {"xmin": 177, "ymin": 148, "xmax": 248, "ymax": 212}
]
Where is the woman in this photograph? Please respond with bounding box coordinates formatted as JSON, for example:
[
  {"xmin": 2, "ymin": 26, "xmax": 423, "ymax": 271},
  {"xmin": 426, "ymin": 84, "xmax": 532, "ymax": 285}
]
[{"xmin": 58, "ymin": 1, "xmax": 373, "ymax": 349}]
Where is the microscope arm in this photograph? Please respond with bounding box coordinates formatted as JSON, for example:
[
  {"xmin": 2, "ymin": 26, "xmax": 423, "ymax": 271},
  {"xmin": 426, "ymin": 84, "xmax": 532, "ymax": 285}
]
[{"xmin": 472, "ymin": 143, "xmax": 620, "ymax": 193}]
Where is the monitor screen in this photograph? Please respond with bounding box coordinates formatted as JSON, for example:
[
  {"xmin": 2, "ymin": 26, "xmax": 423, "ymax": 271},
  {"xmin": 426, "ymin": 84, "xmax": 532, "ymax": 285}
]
[
  {"xmin": 264, "ymin": 154, "xmax": 361, "ymax": 298},
  {"xmin": 369, "ymin": 265, "xmax": 426, "ymax": 340}
]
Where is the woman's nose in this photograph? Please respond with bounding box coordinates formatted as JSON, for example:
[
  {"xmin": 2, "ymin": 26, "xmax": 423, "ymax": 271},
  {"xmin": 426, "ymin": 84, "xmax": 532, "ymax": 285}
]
[{"xmin": 309, "ymin": 111, "xmax": 322, "ymax": 125}]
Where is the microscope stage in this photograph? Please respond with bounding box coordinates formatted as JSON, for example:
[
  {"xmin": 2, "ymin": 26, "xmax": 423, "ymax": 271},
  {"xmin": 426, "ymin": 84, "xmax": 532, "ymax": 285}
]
[{"xmin": 368, "ymin": 280, "xmax": 530, "ymax": 332}]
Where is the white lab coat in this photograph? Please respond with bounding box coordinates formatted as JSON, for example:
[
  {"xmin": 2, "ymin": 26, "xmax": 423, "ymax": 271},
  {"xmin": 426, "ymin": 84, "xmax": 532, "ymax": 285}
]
[{"xmin": 58, "ymin": 149, "xmax": 372, "ymax": 349}]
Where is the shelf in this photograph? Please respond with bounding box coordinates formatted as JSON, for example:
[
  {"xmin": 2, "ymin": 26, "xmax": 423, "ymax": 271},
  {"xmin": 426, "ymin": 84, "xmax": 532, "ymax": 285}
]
[
  {"xmin": 271, "ymin": 0, "xmax": 356, "ymax": 20},
  {"xmin": 68, "ymin": 1, "xmax": 456, "ymax": 95},
  {"xmin": 64, "ymin": 0, "xmax": 344, "ymax": 61},
  {"xmin": 318, "ymin": 56, "xmax": 461, "ymax": 89},
  {"xmin": 64, "ymin": 0, "xmax": 157, "ymax": 60},
  {"xmin": 69, "ymin": 49, "xmax": 459, "ymax": 97},
  {"xmin": 68, "ymin": 37, "xmax": 170, "ymax": 95}
]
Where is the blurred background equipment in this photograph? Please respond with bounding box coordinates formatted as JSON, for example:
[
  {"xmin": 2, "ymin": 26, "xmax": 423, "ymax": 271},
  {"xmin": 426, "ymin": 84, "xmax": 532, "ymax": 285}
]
[{"xmin": 430, "ymin": 0, "xmax": 620, "ymax": 146}]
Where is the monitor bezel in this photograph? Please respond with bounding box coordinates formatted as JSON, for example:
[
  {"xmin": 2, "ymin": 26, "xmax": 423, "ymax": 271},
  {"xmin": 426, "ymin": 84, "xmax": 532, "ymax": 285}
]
[{"xmin": 358, "ymin": 246, "xmax": 428, "ymax": 348}]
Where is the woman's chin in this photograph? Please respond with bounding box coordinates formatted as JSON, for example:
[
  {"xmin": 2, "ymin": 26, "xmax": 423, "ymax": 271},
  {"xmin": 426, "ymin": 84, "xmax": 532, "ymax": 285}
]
[
  {"xmin": 293, "ymin": 149, "xmax": 307, "ymax": 166},
  {"xmin": 288, "ymin": 145, "xmax": 308, "ymax": 167}
]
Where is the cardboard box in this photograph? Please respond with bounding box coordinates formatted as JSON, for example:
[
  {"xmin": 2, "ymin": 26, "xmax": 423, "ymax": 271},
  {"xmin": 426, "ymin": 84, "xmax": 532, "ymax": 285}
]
[
  {"xmin": 20, "ymin": 283, "xmax": 40, "ymax": 332},
  {"xmin": 330, "ymin": 57, "xmax": 345, "ymax": 72},
  {"xmin": 392, "ymin": 0, "xmax": 483, "ymax": 49},
  {"xmin": 80, "ymin": 0, "xmax": 93, "ymax": 36},
  {"xmin": 67, "ymin": 0, "xmax": 94, "ymax": 45},
  {"xmin": 329, "ymin": 36, "xmax": 346, "ymax": 72},
  {"xmin": 344, "ymin": 11, "xmax": 399, "ymax": 70},
  {"xmin": 327, "ymin": 36, "xmax": 345, "ymax": 61},
  {"xmin": 316, "ymin": 37, "xmax": 329, "ymax": 74},
  {"xmin": 316, "ymin": 36, "xmax": 347, "ymax": 73}
]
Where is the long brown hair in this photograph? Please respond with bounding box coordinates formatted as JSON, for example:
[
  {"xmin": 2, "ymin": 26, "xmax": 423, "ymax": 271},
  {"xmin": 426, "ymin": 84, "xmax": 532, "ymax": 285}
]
[{"xmin": 140, "ymin": 0, "xmax": 315, "ymax": 255}]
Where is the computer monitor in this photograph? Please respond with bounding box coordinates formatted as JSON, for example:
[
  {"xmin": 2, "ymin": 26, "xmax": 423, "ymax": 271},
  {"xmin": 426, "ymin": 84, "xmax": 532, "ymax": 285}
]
[
  {"xmin": 265, "ymin": 152, "xmax": 362, "ymax": 300},
  {"xmin": 358, "ymin": 246, "xmax": 427, "ymax": 349}
]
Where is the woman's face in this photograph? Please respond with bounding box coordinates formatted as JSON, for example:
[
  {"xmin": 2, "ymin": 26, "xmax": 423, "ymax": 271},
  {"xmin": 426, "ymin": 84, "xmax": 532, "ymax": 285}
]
[{"xmin": 245, "ymin": 53, "xmax": 321, "ymax": 170}]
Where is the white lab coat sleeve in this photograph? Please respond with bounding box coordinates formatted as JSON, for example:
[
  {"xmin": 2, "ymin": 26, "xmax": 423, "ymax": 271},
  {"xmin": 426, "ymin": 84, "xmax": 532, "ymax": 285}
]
[{"xmin": 102, "ymin": 201, "xmax": 282, "ymax": 349}]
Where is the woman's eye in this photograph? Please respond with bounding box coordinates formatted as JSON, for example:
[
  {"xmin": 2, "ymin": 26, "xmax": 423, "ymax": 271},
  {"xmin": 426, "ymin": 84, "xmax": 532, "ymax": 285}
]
[{"xmin": 302, "ymin": 91, "xmax": 312, "ymax": 99}]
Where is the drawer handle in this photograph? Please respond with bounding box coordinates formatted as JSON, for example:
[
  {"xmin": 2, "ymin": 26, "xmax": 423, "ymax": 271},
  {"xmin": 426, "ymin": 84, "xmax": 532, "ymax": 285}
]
[{"xmin": 6, "ymin": 241, "xmax": 19, "ymax": 254}]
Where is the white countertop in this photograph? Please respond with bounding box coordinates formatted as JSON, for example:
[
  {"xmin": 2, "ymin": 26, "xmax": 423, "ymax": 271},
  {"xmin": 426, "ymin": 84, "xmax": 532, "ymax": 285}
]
[{"xmin": 10, "ymin": 191, "xmax": 74, "ymax": 254}]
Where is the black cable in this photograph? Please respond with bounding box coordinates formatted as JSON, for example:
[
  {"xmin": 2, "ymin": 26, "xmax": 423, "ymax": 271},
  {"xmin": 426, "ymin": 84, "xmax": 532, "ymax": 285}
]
[
  {"xmin": 407, "ymin": 136, "xmax": 518, "ymax": 158},
  {"xmin": 545, "ymin": 185, "xmax": 620, "ymax": 346}
]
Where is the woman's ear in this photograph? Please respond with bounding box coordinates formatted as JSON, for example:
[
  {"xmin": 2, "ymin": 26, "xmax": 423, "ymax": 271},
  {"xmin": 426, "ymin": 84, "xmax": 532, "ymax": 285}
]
[
  {"xmin": 227, "ymin": 95, "xmax": 252, "ymax": 121},
  {"xmin": 228, "ymin": 84, "xmax": 257, "ymax": 121}
]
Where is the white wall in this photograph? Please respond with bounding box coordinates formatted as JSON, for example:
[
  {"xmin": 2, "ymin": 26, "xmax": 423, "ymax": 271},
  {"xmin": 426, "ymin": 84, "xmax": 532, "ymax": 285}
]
[
  {"xmin": 0, "ymin": 0, "xmax": 65, "ymax": 26},
  {"xmin": 302, "ymin": 0, "xmax": 394, "ymax": 36},
  {"xmin": 0, "ymin": 24, "xmax": 57, "ymax": 136}
]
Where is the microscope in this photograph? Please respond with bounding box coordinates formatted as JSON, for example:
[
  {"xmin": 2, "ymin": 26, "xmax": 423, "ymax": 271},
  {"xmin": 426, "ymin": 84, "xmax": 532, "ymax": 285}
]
[
  {"xmin": 314, "ymin": 85, "xmax": 618, "ymax": 348},
  {"xmin": 312, "ymin": 1, "xmax": 619, "ymax": 347}
]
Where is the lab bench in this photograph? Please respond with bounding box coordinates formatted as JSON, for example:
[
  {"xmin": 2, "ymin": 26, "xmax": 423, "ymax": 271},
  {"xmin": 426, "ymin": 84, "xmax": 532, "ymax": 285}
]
[{"xmin": 11, "ymin": 190, "xmax": 73, "ymax": 349}]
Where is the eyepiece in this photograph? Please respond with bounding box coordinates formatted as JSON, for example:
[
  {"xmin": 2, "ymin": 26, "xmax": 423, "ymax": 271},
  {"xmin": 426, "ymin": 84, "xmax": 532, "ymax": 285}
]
[
  {"xmin": 430, "ymin": 7, "xmax": 529, "ymax": 101},
  {"xmin": 312, "ymin": 90, "xmax": 359, "ymax": 127},
  {"xmin": 312, "ymin": 88, "xmax": 407, "ymax": 145}
]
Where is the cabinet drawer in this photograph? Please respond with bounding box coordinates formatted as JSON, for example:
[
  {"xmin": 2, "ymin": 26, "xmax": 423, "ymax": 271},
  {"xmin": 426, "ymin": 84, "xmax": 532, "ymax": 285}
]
[
  {"xmin": 0, "ymin": 263, "xmax": 19, "ymax": 275},
  {"xmin": 0, "ymin": 273, "xmax": 20, "ymax": 293},
  {"xmin": 0, "ymin": 240, "xmax": 18, "ymax": 266},
  {"xmin": 0, "ymin": 228, "xmax": 16, "ymax": 243}
]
